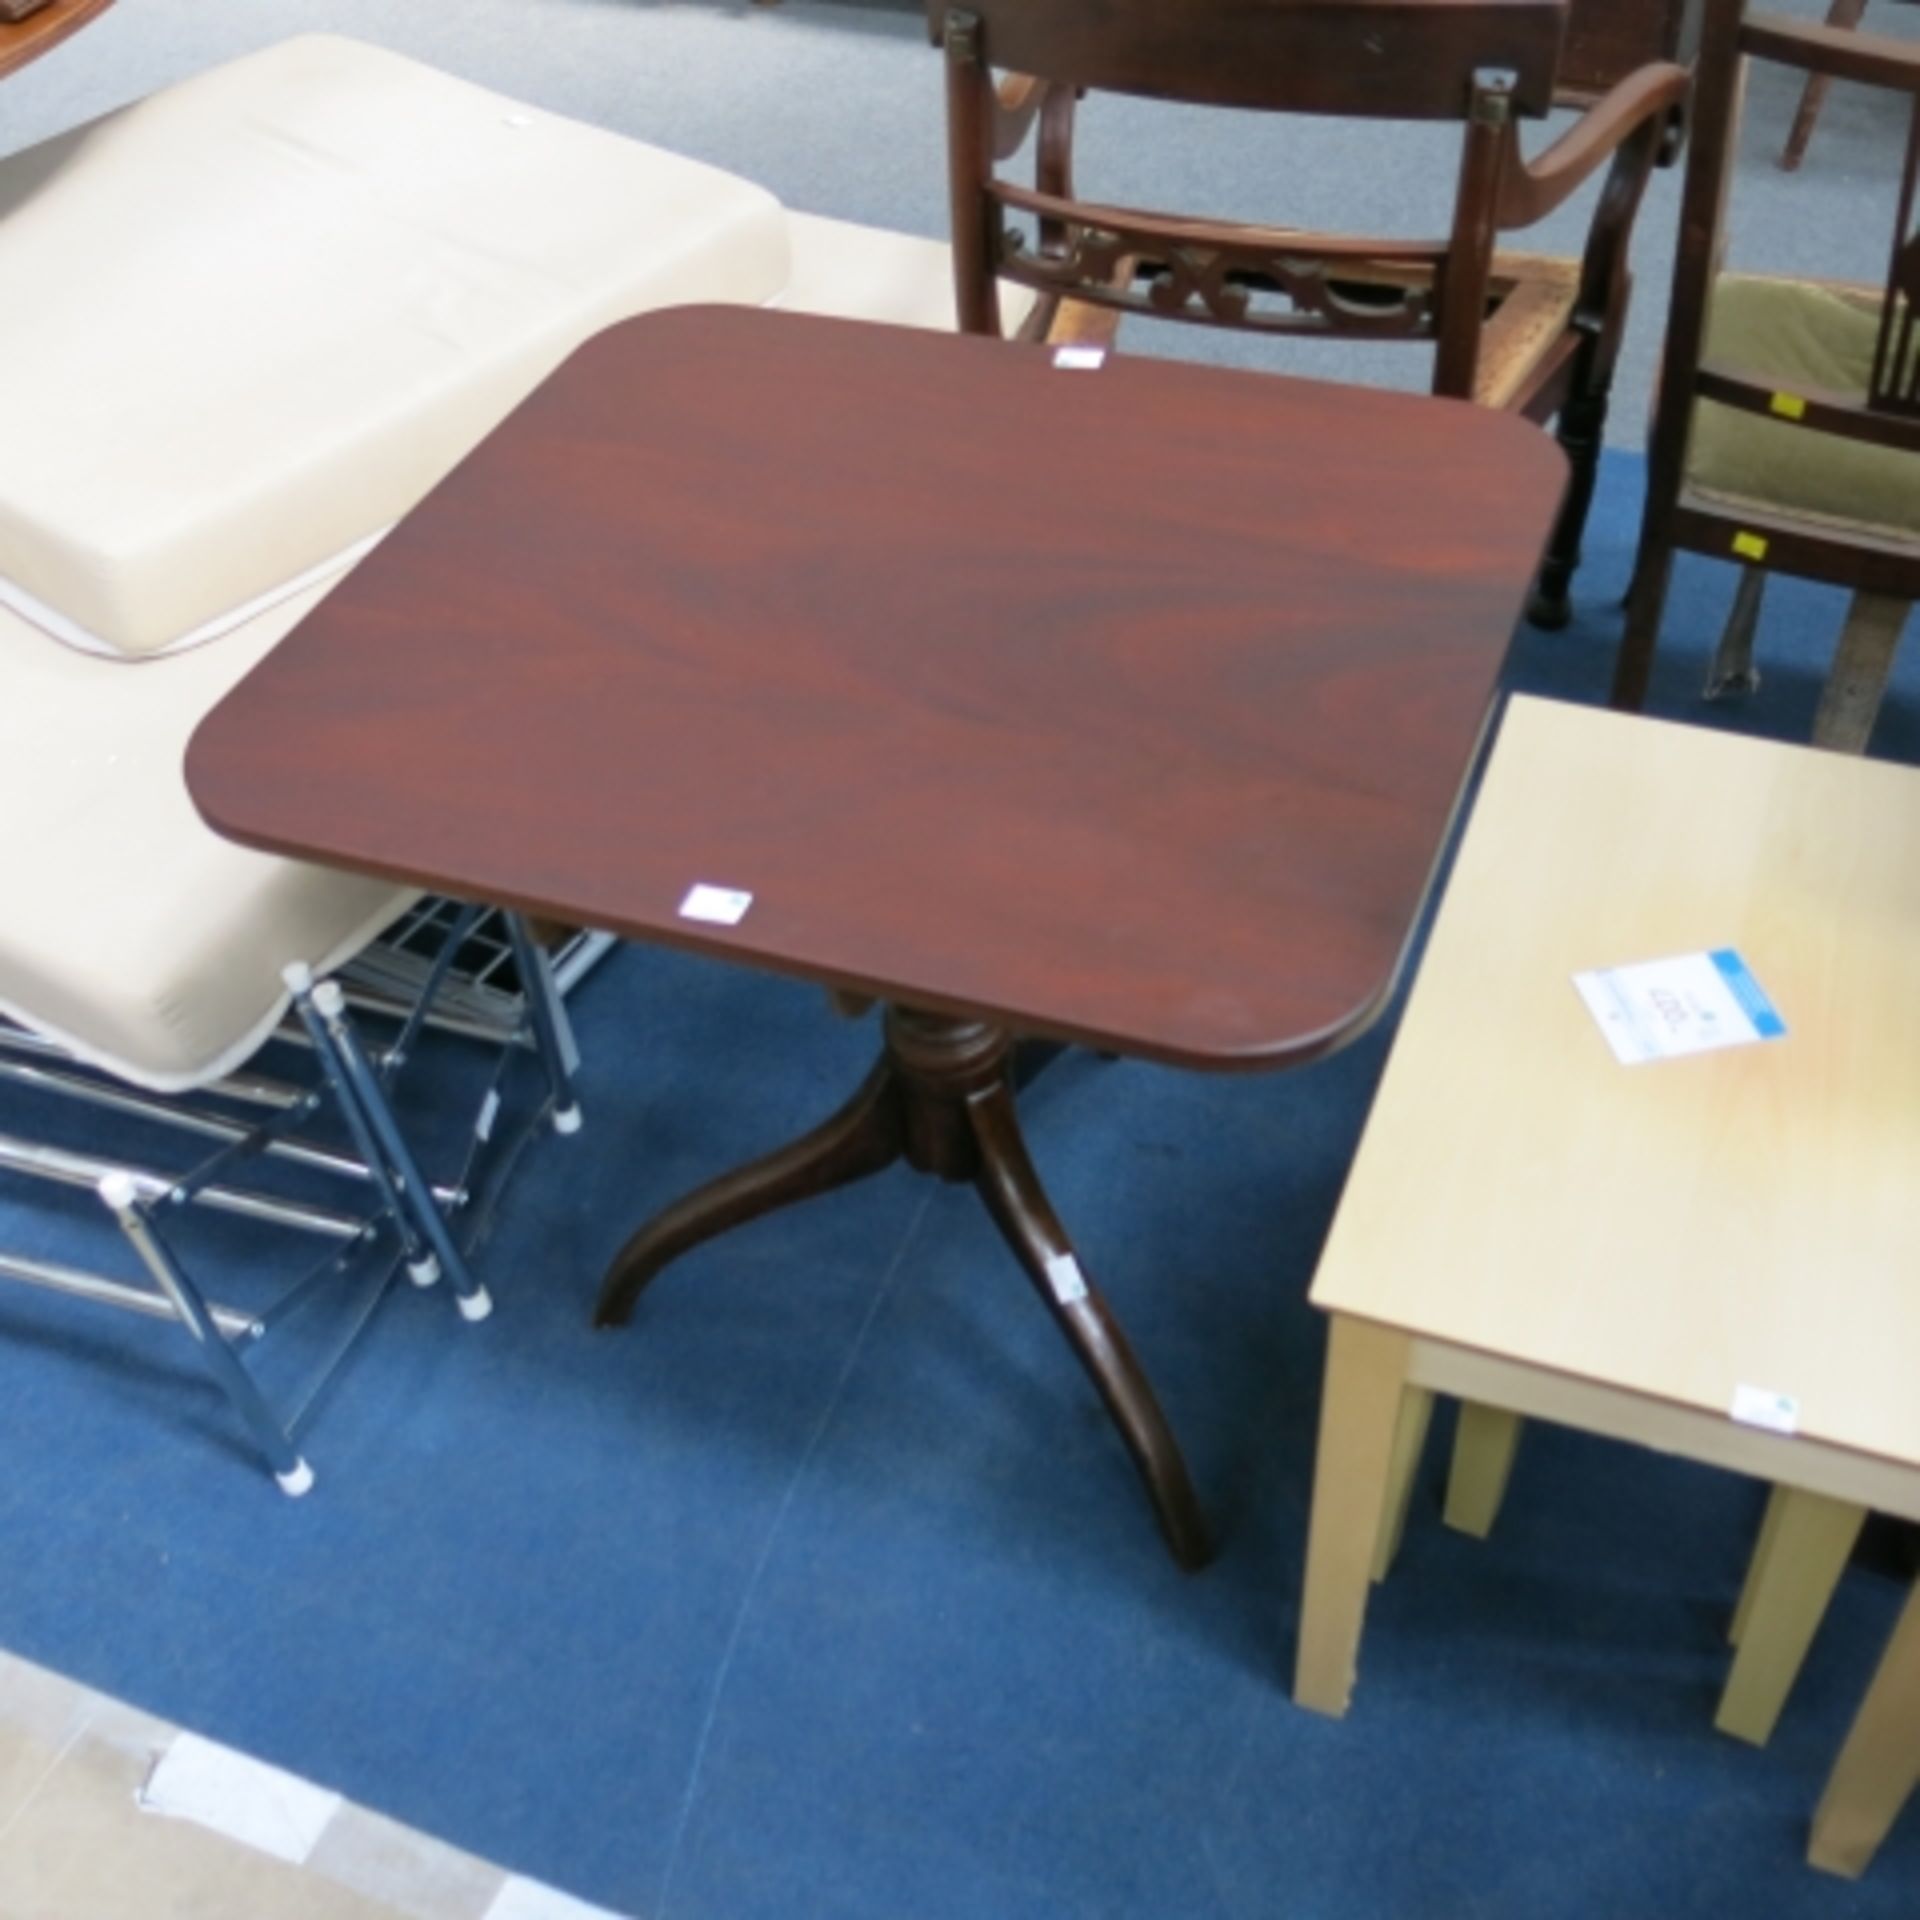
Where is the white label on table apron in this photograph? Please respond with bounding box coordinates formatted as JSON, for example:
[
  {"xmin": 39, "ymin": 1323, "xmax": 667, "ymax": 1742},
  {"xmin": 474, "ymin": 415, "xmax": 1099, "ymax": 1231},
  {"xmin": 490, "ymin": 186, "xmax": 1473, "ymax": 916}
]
[
  {"xmin": 1573, "ymin": 948, "xmax": 1786, "ymax": 1065},
  {"xmin": 1730, "ymin": 1384, "xmax": 1800, "ymax": 1436},
  {"xmin": 1044, "ymin": 1253, "xmax": 1090, "ymax": 1306},
  {"xmin": 678, "ymin": 883, "xmax": 753, "ymax": 926},
  {"xmin": 1053, "ymin": 346, "xmax": 1106, "ymax": 370}
]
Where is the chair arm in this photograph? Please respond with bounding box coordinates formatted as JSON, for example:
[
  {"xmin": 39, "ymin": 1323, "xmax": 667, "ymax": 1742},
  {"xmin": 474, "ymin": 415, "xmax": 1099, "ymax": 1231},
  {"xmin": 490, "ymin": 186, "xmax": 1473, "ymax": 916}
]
[{"xmin": 1497, "ymin": 62, "xmax": 1692, "ymax": 230}]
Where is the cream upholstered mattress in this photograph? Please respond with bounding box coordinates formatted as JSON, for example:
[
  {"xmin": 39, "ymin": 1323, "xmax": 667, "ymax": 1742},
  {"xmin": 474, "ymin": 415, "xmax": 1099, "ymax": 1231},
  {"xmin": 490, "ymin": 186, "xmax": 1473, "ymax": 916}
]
[
  {"xmin": 0, "ymin": 34, "xmax": 1030, "ymax": 1091},
  {"xmin": 0, "ymin": 573, "xmax": 410, "ymax": 1091},
  {"xmin": 0, "ymin": 34, "xmax": 791, "ymax": 661}
]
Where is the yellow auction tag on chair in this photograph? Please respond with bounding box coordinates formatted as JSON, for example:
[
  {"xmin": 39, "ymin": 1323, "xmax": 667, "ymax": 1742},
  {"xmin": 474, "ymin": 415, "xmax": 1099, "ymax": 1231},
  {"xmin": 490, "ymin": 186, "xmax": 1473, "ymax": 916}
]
[
  {"xmin": 1732, "ymin": 531, "xmax": 1770, "ymax": 562},
  {"xmin": 1769, "ymin": 391, "xmax": 1808, "ymax": 421}
]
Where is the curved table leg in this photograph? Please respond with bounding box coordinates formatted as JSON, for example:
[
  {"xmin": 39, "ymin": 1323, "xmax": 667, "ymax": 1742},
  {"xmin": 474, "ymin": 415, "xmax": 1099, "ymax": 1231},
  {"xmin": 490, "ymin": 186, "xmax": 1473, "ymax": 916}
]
[
  {"xmin": 595, "ymin": 1060, "xmax": 905, "ymax": 1326},
  {"xmin": 967, "ymin": 1078, "xmax": 1211, "ymax": 1571}
]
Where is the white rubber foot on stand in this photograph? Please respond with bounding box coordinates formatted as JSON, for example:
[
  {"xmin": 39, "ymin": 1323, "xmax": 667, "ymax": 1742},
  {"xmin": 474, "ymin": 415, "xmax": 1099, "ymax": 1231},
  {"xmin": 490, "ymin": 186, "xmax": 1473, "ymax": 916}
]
[
  {"xmin": 407, "ymin": 1254, "xmax": 441, "ymax": 1288},
  {"xmin": 553, "ymin": 1103, "xmax": 584, "ymax": 1136},
  {"xmin": 276, "ymin": 1459, "xmax": 316, "ymax": 1497},
  {"xmin": 456, "ymin": 1285, "xmax": 494, "ymax": 1323}
]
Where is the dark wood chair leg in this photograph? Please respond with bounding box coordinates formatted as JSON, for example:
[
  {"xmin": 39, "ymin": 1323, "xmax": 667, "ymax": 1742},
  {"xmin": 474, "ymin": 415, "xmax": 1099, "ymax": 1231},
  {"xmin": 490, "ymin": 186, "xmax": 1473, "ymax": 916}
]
[
  {"xmin": 967, "ymin": 1078, "xmax": 1211, "ymax": 1571},
  {"xmin": 1614, "ymin": 536, "xmax": 1677, "ymax": 710},
  {"xmin": 595, "ymin": 1061, "xmax": 905, "ymax": 1326},
  {"xmin": 1782, "ymin": 0, "xmax": 1871, "ymax": 171},
  {"xmin": 1528, "ymin": 376, "xmax": 1614, "ymax": 630}
]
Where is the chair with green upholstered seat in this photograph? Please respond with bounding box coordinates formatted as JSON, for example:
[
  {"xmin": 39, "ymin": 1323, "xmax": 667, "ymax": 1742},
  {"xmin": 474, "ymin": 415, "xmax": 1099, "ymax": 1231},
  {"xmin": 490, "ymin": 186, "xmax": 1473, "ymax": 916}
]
[
  {"xmin": 1612, "ymin": 0, "xmax": 1920, "ymax": 739},
  {"xmin": 1688, "ymin": 272, "xmax": 1920, "ymax": 731}
]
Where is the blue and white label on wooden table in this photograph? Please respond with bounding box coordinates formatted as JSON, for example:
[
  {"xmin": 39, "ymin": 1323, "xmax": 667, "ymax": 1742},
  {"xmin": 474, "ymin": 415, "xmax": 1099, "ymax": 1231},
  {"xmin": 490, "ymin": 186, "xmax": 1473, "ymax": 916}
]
[{"xmin": 1573, "ymin": 948, "xmax": 1787, "ymax": 1066}]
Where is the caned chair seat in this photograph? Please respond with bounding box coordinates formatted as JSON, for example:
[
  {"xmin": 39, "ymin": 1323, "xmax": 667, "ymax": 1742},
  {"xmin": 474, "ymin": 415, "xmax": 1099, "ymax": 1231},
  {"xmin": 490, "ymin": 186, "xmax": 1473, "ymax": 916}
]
[
  {"xmin": 1472, "ymin": 253, "xmax": 1582, "ymax": 409},
  {"xmin": 1321, "ymin": 249, "xmax": 1581, "ymax": 410},
  {"xmin": 1685, "ymin": 274, "xmax": 1920, "ymax": 545}
]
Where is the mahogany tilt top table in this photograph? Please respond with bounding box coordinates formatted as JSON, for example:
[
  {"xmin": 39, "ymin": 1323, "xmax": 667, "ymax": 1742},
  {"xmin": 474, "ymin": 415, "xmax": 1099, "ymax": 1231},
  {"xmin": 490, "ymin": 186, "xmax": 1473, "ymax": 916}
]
[{"xmin": 188, "ymin": 306, "xmax": 1565, "ymax": 1567}]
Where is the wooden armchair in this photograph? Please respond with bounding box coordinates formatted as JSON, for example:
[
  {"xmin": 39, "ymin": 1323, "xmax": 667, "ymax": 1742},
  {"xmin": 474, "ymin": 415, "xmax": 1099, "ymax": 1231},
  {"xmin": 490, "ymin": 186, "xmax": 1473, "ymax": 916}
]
[
  {"xmin": 1613, "ymin": 0, "xmax": 1920, "ymax": 732},
  {"xmin": 931, "ymin": 0, "xmax": 1689, "ymax": 627}
]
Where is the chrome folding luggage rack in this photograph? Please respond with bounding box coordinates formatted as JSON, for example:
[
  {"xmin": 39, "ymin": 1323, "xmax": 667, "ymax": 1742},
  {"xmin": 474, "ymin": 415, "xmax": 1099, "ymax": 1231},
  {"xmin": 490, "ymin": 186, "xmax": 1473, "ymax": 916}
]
[{"xmin": 0, "ymin": 906, "xmax": 607, "ymax": 1492}]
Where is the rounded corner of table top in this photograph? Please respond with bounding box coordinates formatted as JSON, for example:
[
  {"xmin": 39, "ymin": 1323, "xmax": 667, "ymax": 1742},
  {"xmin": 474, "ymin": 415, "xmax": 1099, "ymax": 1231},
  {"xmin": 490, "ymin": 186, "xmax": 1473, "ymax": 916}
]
[{"xmin": 180, "ymin": 707, "xmax": 250, "ymax": 850}]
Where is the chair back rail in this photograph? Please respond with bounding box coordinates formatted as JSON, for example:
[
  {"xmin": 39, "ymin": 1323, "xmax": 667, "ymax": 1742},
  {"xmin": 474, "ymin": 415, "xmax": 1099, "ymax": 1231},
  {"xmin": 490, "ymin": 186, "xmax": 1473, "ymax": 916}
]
[
  {"xmin": 1744, "ymin": 10, "xmax": 1920, "ymax": 88},
  {"xmin": 926, "ymin": 0, "xmax": 1570, "ymax": 119}
]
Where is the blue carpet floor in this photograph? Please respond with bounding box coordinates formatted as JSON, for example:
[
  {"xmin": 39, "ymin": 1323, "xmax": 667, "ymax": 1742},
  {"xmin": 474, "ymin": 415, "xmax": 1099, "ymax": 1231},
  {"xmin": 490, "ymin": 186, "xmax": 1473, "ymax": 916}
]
[{"xmin": 2, "ymin": 449, "xmax": 1918, "ymax": 1917}]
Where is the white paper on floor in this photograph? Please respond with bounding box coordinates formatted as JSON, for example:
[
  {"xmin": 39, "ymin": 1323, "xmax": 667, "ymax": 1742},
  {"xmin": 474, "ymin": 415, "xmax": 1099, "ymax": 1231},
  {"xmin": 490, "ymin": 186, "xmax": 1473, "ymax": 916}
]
[
  {"xmin": 138, "ymin": 1731, "xmax": 342, "ymax": 1865},
  {"xmin": 487, "ymin": 1874, "xmax": 635, "ymax": 1920}
]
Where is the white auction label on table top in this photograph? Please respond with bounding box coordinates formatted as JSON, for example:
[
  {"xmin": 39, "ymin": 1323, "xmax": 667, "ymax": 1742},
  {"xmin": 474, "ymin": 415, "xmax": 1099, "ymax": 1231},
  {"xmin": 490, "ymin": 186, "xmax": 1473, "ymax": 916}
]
[
  {"xmin": 678, "ymin": 883, "xmax": 753, "ymax": 927},
  {"xmin": 1573, "ymin": 948, "xmax": 1786, "ymax": 1066}
]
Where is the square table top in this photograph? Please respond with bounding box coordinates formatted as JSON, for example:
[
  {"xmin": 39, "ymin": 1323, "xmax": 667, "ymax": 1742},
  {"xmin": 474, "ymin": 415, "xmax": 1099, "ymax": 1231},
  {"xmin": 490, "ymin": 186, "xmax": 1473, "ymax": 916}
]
[
  {"xmin": 1311, "ymin": 694, "xmax": 1920, "ymax": 1468},
  {"xmin": 188, "ymin": 306, "xmax": 1563, "ymax": 1071}
]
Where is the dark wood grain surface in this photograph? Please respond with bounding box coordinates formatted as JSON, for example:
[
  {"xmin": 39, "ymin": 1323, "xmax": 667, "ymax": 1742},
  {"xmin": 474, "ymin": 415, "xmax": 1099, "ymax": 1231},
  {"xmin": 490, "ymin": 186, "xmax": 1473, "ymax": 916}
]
[
  {"xmin": 0, "ymin": 0, "xmax": 111, "ymax": 82},
  {"xmin": 188, "ymin": 307, "xmax": 1565, "ymax": 1071},
  {"xmin": 1561, "ymin": 0, "xmax": 1701, "ymax": 100}
]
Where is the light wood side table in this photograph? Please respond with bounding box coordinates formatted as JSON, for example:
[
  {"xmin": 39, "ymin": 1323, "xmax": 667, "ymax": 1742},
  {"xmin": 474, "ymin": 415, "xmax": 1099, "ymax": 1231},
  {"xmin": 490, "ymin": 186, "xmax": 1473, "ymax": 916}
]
[{"xmin": 1294, "ymin": 696, "xmax": 1920, "ymax": 1869}]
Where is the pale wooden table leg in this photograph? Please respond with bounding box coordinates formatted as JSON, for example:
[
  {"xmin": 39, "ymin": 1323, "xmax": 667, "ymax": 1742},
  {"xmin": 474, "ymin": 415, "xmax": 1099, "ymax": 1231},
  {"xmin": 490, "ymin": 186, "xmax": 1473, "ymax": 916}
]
[
  {"xmin": 1810, "ymin": 1576, "xmax": 1920, "ymax": 1878},
  {"xmin": 1371, "ymin": 1386, "xmax": 1435, "ymax": 1582},
  {"xmin": 1295, "ymin": 1315, "xmax": 1415, "ymax": 1717},
  {"xmin": 1729, "ymin": 1483, "xmax": 1789, "ymax": 1648},
  {"xmin": 1812, "ymin": 592, "xmax": 1910, "ymax": 754},
  {"xmin": 1716, "ymin": 1488, "xmax": 1866, "ymax": 1745},
  {"xmin": 1443, "ymin": 1403, "xmax": 1524, "ymax": 1538}
]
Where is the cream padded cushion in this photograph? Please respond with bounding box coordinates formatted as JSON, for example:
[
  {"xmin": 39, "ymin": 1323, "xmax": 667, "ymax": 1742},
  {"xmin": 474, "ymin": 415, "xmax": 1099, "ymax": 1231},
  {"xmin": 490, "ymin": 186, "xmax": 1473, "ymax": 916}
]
[
  {"xmin": 782, "ymin": 212, "xmax": 1038, "ymax": 334},
  {"xmin": 0, "ymin": 34, "xmax": 790, "ymax": 656},
  {"xmin": 0, "ymin": 575, "xmax": 416, "ymax": 1090},
  {"xmin": 1686, "ymin": 274, "xmax": 1920, "ymax": 545}
]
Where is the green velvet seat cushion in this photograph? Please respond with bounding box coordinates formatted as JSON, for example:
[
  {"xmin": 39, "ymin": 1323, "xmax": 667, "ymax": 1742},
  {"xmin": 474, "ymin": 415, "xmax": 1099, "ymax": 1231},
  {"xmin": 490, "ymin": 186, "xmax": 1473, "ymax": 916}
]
[{"xmin": 1685, "ymin": 273, "xmax": 1920, "ymax": 545}]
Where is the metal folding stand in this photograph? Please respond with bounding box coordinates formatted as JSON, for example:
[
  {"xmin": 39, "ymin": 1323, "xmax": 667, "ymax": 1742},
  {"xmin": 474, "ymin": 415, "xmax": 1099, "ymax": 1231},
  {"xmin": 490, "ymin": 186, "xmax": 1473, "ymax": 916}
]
[{"xmin": 0, "ymin": 908, "xmax": 591, "ymax": 1493}]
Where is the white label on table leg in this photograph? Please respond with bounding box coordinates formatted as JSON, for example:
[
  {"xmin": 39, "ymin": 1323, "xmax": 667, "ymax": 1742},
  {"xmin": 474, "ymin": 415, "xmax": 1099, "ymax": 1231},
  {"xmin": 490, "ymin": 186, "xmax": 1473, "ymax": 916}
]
[
  {"xmin": 1731, "ymin": 1384, "xmax": 1800, "ymax": 1435},
  {"xmin": 1044, "ymin": 1252, "xmax": 1089, "ymax": 1305},
  {"xmin": 678, "ymin": 884, "xmax": 753, "ymax": 926}
]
